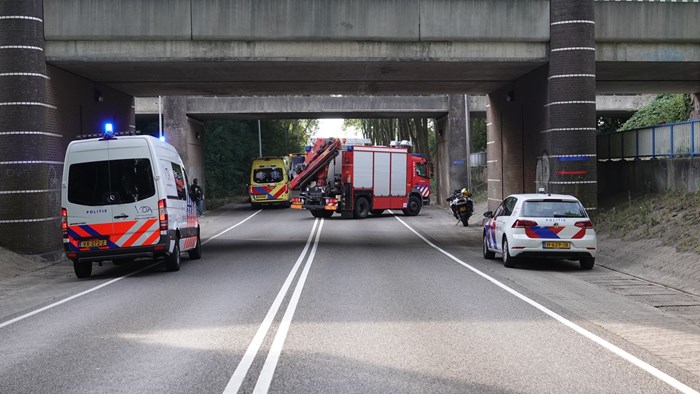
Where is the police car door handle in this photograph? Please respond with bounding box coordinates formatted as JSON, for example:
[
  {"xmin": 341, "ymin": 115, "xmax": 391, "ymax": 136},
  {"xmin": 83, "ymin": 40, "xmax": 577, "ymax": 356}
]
[{"xmin": 114, "ymin": 214, "xmax": 129, "ymax": 219}]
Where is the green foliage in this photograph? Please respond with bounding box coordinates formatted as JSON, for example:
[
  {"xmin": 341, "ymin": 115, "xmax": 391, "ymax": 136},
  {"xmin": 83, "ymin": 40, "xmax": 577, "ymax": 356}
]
[
  {"xmin": 342, "ymin": 118, "xmax": 434, "ymax": 162},
  {"xmin": 471, "ymin": 116, "xmax": 487, "ymax": 152},
  {"xmin": 203, "ymin": 119, "xmax": 313, "ymax": 199},
  {"xmin": 597, "ymin": 116, "xmax": 628, "ymax": 134},
  {"xmin": 619, "ymin": 94, "xmax": 692, "ymax": 131}
]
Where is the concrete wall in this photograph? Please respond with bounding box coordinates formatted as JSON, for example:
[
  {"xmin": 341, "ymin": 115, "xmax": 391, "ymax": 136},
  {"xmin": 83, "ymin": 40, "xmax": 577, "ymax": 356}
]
[
  {"xmin": 486, "ymin": 66, "xmax": 549, "ymax": 210},
  {"xmin": 598, "ymin": 158, "xmax": 700, "ymax": 196},
  {"xmin": 44, "ymin": 0, "xmax": 549, "ymax": 42},
  {"xmin": 595, "ymin": 2, "xmax": 700, "ymax": 43},
  {"xmin": 187, "ymin": 118, "xmax": 205, "ymax": 190},
  {"xmin": 435, "ymin": 95, "xmax": 471, "ymax": 207}
]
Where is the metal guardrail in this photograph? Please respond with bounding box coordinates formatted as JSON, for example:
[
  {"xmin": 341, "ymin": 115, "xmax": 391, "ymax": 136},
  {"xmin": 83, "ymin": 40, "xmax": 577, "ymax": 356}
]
[{"xmin": 597, "ymin": 119, "xmax": 700, "ymax": 161}]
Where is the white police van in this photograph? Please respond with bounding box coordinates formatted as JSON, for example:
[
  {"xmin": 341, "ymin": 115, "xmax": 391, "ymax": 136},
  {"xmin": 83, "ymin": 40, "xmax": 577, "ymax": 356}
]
[{"xmin": 61, "ymin": 126, "xmax": 201, "ymax": 278}]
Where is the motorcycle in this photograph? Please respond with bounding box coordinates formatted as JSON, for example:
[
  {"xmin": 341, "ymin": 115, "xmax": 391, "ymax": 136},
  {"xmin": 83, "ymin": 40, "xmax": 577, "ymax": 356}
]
[{"xmin": 447, "ymin": 188, "xmax": 474, "ymax": 227}]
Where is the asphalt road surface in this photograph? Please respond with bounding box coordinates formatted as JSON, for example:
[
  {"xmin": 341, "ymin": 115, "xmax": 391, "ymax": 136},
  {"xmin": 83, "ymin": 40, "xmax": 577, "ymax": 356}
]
[{"xmin": 1, "ymin": 203, "xmax": 698, "ymax": 393}]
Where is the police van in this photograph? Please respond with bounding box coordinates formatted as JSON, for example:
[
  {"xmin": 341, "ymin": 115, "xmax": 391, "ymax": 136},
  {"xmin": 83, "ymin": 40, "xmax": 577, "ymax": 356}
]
[{"xmin": 61, "ymin": 127, "xmax": 201, "ymax": 278}]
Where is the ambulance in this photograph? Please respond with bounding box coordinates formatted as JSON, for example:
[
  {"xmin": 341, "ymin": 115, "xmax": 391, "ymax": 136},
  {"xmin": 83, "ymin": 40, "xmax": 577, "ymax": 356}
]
[
  {"xmin": 61, "ymin": 126, "xmax": 201, "ymax": 278},
  {"xmin": 249, "ymin": 156, "xmax": 291, "ymax": 208}
]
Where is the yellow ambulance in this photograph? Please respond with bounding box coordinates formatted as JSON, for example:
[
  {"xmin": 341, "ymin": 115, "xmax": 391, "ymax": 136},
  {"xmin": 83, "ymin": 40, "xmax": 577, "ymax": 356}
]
[{"xmin": 249, "ymin": 156, "xmax": 291, "ymax": 208}]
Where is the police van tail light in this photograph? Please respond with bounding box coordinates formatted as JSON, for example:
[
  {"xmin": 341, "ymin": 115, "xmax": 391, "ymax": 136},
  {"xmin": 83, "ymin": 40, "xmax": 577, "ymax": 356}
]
[
  {"xmin": 512, "ymin": 219, "xmax": 537, "ymax": 228},
  {"xmin": 158, "ymin": 199, "xmax": 168, "ymax": 232},
  {"xmin": 61, "ymin": 208, "xmax": 69, "ymax": 242},
  {"xmin": 575, "ymin": 220, "xmax": 593, "ymax": 229}
]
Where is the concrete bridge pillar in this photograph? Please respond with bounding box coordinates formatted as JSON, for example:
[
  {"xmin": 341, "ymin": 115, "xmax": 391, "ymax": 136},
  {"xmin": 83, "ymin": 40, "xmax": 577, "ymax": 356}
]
[
  {"xmin": 486, "ymin": 0, "xmax": 596, "ymax": 210},
  {"xmin": 435, "ymin": 94, "xmax": 471, "ymax": 207},
  {"xmin": 162, "ymin": 96, "xmax": 205, "ymax": 190},
  {"xmin": 0, "ymin": 0, "xmax": 59, "ymax": 255}
]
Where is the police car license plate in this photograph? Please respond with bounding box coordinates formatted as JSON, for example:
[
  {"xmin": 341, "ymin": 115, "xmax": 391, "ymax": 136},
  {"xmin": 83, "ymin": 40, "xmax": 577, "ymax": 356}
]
[
  {"xmin": 543, "ymin": 241, "xmax": 570, "ymax": 249},
  {"xmin": 79, "ymin": 239, "xmax": 107, "ymax": 248}
]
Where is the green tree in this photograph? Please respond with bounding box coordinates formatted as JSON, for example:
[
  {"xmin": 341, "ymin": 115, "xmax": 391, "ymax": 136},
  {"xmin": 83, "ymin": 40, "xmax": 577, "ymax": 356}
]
[
  {"xmin": 204, "ymin": 119, "xmax": 313, "ymax": 198},
  {"xmin": 343, "ymin": 118, "xmax": 434, "ymax": 162},
  {"xmin": 619, "ymin": 94, "xmax": 692, "ymax": 131}
]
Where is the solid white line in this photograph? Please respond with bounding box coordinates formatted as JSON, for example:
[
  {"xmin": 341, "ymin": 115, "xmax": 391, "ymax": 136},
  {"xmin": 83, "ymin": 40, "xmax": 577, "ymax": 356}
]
[
  {"xmin": 253, "ymin": 219, "xmax": 324, "ymax": 394},
  {"xmin": 0, "ymin": 262, "xmax": 160, "ymax": 330},
  {"xmin": 0, "ymin": 210, "xmax": 264, "ymax": 330},
  {"xmin": 391, "ymin": 214, "xmax": 699, "ymax": 394},
  {"xmin": 202, "ymin": 210, "xmax": 261, "ymax": 245},
  {"xmin": 222, "ymin": 219, "xmax": 320, "ymax": 394}
]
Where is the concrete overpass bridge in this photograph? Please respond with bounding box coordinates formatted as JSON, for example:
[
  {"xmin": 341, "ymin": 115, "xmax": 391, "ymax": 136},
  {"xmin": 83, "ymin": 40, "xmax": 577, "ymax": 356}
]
[{"xmin": 1, "ymin": 0, "xmax": 699, "ymax": 255}]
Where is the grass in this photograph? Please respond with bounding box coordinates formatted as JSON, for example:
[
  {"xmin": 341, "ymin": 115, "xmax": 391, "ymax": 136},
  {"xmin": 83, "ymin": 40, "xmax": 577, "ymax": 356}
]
[{"xmin": 591, "ymin": 191, "xmax": 700, "ymax": 254}]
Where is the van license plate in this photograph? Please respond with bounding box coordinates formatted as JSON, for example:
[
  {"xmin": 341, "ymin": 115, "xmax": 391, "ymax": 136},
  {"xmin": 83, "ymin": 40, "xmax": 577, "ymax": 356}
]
[
  {"xmin": 79, "ymin": 239, "xmax": 107, "ymax": 248},
  {"xmin": 543, "ymin": 241, "xmax": 570, "ymax": 249},
  {"xmin": 256, "ymin": 195, "xmax": 268, "ymax": 200}
]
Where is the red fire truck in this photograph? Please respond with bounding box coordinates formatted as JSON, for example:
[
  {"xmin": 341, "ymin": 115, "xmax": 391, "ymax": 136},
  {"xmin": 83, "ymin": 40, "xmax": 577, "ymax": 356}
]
[{"xmin": 290, "ymin": 137, "xmax": 431, "ymax": 218}]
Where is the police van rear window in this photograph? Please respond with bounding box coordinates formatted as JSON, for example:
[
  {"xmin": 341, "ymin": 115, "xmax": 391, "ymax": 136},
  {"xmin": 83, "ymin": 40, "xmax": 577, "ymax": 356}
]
[{"xmin": 68, "ymin": 159, "xmax": 155, "ymax": 206}]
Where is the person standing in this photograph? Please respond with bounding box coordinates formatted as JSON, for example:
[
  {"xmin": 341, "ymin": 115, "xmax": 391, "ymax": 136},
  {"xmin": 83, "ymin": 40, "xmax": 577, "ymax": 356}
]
[{"xmin": 190, "ymin": 178, "xmax": 205, "ymax": 216}]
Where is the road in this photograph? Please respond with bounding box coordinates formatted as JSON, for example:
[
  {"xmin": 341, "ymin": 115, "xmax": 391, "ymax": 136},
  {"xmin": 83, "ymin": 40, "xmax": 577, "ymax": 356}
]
[{"xmin": 1, "ymin": 203, "xmax": 699, "ymax": 393}]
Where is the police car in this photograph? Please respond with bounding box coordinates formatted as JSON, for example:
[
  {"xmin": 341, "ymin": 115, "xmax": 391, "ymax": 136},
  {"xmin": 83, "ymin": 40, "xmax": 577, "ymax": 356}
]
[{"xmin": 482, "ymin": 193, "xmax": 597, "ymax": 269}]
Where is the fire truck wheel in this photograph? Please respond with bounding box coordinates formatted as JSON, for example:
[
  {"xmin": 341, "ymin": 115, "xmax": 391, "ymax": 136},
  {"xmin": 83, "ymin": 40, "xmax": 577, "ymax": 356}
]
[
  {"xmin": 310, "ymin": 209, "xmax": 333, "ymax": 218},
  {"xmin": 402, "ymin": 195, "xmax": 422, "ymax": 216},
  {"xmin": 354, "ymin": 197, "xmax": 370, "ymax": 219}
]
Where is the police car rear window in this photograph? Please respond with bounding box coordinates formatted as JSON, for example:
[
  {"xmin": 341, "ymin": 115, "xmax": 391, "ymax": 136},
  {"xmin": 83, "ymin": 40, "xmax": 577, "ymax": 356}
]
[
  {"xmin": 68, "ymin": 159, "xmax": 155, "ymax": 206},
  {"xmin": 521, "ymin": 200, "xmax": 586, "ymax": 218}
]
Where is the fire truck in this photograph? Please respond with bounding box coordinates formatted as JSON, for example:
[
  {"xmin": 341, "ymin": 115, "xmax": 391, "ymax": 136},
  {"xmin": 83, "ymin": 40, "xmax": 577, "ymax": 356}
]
[{"xmin": 290, "ymin": 137, "xmax": 431, "ymax": 218}]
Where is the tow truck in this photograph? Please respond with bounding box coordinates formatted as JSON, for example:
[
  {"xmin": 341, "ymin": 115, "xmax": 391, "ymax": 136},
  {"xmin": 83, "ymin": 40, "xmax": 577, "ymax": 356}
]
[{"xmin": 290, "ymin": 137, "xmax": 431, "ymax": 218}]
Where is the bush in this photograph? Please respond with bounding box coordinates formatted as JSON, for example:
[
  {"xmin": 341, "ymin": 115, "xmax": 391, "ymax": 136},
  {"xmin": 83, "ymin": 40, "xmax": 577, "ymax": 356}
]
[{"xmin": 619, "ymin": 94, "xmax": 692, "ymax": 131}]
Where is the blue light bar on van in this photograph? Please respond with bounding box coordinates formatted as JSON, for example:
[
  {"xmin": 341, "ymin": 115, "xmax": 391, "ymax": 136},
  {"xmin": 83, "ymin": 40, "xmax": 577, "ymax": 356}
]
[
  {"xmin": 305, "ymin": 146, "xmax": 312, "ymax": 152},
  {"xmin": 75, "ymin": 130, "xmax": 141, "ymax": 140},
  {"xmin": 103, "ymin": 122, "xmax": 114, "ymax": 139},
  {"xmin": 159, "ymin": 135, "xmax": 166, "ymax": 142}
]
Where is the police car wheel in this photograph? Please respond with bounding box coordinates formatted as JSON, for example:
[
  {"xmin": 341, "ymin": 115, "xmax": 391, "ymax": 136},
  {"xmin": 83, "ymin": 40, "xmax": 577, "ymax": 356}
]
[
  {"xmin": 483, "ymin": 233, "xmax": 495, "ymax": 260},
  {"xmin": 580, "ymin": 257, "xmax": 595, "ymax": 270},
  {"xmin": 73, "ymin": 261, "xmax": 92, "ymax": 278},
  {"xmin": 502, "ymin": 238, "xmax": 516, "ymax": 268},
  {"xmin": 165, "ymin": 243, "xmax": 181, "ymax": 271}
]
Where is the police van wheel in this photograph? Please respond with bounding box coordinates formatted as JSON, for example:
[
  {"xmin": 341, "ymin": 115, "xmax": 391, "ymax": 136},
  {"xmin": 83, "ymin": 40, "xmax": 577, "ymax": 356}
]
[
  {"xmin": 165, "ymin": 243, "xmax": 181, "ymax": 271},
  {"xmin": 188, "ymin": 233, "xmax": 202, "ymax": 260},
  {"xmin": 73, "ymin": 261, "xmax": 92, "ymax": 278}
]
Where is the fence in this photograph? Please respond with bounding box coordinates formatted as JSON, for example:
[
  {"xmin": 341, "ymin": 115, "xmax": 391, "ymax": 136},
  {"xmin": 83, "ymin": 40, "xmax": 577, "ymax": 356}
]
[{"xmin": 597, "ymin": 120, "xmax": 700, "ymax": 161}]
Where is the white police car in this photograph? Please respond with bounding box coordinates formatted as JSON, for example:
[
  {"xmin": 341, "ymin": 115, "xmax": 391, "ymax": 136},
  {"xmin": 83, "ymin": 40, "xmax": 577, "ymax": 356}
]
[{"xmin": 482, "ymin": 193, "xmax": 597, "ymax": 269}]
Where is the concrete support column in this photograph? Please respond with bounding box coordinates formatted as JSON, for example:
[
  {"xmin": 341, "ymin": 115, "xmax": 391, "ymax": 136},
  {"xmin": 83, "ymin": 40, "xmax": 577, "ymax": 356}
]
[
  {"xmin": 186, "ymin": 117, "xmax": 205, "ymax": 191},
  {"xmin": 546, "ymin": 0, "xmax": 597, "ymax": 209},
  {"xmin": 162, "ymin": 96, "xmax": 189, "ymax": 165},
  {"xmin": 0, "ymin": 0, "xmax": 62, "ymax": 255},
  {"xmin": 486, "ymin": 67, "xmax": 549, "ymax": 210},
  {"xmin": 435, "ymin": 94, "xmax": 471, "ymax": 206}
]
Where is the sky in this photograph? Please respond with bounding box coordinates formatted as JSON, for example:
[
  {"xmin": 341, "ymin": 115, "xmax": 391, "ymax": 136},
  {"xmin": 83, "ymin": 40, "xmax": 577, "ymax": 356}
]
[{"xmin": 313, "ymin": 118, "xmax": 362, "ymax": 138}]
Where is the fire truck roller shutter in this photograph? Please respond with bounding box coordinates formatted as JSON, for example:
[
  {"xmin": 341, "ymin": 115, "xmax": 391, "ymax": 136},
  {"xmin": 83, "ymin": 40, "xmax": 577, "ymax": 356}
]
[
  {"xmin": 391, "ymin": 152, "xmax": 407, "ymax": 196},
  {"xmin": 374, "ymin": 153, "xmax": 390, "ymax": 197}
]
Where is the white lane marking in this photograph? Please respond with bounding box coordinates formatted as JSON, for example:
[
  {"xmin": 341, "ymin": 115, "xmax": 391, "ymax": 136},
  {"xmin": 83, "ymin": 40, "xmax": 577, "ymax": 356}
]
[
  {"xmin": 223, "ymin": 219, "xmax": 321, "ymax": 394},
  {"xmin": 0, "ymin": 209, "xmax": 262, "ymax": 329},
  {"xmin": 253, "ymin": 219, "xmax": 324, "ymax": 394},
  {"xmin": 0, "ymin": 262, "xmax": 160, "ymax": 330},
  {"xmin": 392, "ymin": 214, "xmax": 699, "ymax": 394},
  {"xmin": 203, "ymin": 210, "xmax": 261, "ymax": 245}
]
